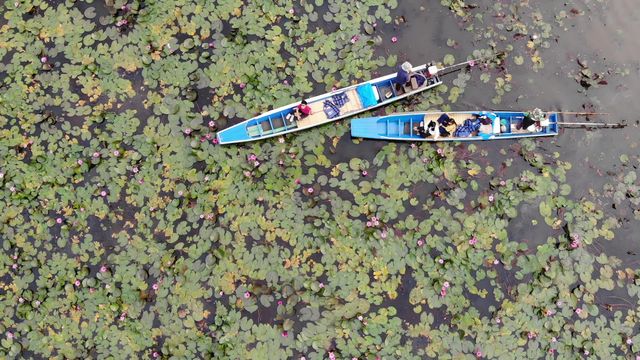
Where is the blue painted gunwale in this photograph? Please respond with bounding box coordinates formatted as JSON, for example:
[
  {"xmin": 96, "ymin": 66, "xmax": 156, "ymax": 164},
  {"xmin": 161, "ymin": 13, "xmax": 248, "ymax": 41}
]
[
  {"xmin": 350, "ymin": 111, "xmax": 559, "ymax": 141},
  {"xmin": 217, "ymin": 64, "xmax": 442, "ymax": 145}
]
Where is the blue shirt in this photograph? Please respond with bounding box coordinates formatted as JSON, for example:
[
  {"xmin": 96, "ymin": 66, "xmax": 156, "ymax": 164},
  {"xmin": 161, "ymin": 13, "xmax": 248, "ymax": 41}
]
[
  {"xmin": 454, "ymin": 119, "xmax": 481, "ymax": 137},
  {"xmin": 395, "ymin": 67, "xmax": 410, "ymax": 84}
]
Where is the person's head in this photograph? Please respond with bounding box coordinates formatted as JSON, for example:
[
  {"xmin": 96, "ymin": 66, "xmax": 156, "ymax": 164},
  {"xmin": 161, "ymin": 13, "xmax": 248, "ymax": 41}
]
[
  {"xmin": 481, "ymin": 117, "xmax": 491, "ymax": 125},
  {"xmin": 401, "ymin": 62, "xmax": 413, "ymax": 72},
  {"xmin": 301, "ymin": 100, "xmax": 308, "ymax": 106}
]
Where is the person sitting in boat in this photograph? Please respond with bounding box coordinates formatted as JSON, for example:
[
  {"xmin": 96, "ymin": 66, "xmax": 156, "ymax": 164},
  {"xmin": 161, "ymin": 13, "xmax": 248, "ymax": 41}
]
[
  {"xmin": 415, "ymin": 119, "xmax": 439, "ymax": 138},
  {"xmin": 394, "ymin": 61, "xmax": 413, "ymax": 86},
  {"xmin": 453, "ymin": 115, "xmax": 482, "ymax": 137},
  {"xmin": 436, "ymin": 113, "xmax": 456, "ymax": 137},
  {"xmin": 292, "ymin": 100, "xmax": 312, "ymax": 121},
  {"xmin": 519, "ymin": 108, "xmax": 549, "ymax": 132}
]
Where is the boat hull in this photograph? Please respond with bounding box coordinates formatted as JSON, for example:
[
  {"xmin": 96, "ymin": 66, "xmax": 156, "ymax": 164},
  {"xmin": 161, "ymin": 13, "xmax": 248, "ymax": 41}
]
[
  {"xmin": 217, "ymin": 64, "xmax": 442, "ymax": 145},
  {"xmin": 351, "ymin": 111, "xmax": 559, "ymax": 141}
]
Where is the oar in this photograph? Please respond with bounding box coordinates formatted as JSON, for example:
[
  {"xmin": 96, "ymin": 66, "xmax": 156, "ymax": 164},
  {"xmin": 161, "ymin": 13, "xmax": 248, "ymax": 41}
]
[
  {"xmin": 553, "ymin": 111, "xmax": 610, "ymax": 116},
  {"xmin": 557, "ymin": 121, "xmax": 626, "ymax": 128},
  {"xmin": 437, "ymin": 53, "xmax": 503, "ymax": 76}
]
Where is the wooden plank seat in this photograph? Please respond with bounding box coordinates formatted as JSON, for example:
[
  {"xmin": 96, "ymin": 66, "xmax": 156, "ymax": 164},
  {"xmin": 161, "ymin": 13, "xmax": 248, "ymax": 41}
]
[{"xmin": 297, "ymin": 89, "xmax": 364, "ymax": 128}]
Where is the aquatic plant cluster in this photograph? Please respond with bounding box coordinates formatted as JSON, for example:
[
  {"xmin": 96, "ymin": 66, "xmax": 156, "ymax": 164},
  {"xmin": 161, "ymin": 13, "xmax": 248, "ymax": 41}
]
[{"xmin": 1, "ymin": 0, "xmax": 639, "ymax": 359}]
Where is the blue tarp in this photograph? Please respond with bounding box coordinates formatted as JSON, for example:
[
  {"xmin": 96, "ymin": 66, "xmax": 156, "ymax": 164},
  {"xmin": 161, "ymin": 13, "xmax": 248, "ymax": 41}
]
[{"xmin": 356, "ymin": 84, "xmax": 378, "ymax": 108}]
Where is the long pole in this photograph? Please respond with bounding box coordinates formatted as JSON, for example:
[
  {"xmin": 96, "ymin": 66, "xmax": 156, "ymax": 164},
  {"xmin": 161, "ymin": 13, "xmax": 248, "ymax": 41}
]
[{"xmin": 557, "ymin": 121, "xmax": 626, "ymax": 128}]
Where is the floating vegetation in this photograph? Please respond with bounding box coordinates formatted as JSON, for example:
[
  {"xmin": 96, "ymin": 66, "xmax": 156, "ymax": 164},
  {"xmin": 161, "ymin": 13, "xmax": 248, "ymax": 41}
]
[{"xmin": 0, "ymin": 0, "xmax": 638, "ymax": 359}]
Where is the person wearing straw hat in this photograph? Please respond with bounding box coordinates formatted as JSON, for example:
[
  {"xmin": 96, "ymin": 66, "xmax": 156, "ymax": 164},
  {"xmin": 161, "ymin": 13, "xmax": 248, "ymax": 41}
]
[{"xmin": 394, "ymin": 61, "xmax": 414, "ymax": 86}]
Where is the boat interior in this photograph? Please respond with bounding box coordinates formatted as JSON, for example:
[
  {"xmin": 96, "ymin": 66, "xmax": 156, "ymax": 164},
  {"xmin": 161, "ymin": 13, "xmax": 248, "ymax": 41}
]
[
  {"xmin": 243, "ymin": 69, "xmax": 441, "ymax": 139},
  {"xmin": 378, "ymin": 112, "xmax": 558, "ymax": 139}
]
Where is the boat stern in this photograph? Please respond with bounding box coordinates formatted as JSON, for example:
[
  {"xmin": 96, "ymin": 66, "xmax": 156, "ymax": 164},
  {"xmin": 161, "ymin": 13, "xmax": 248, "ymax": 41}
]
[
  {"xmin": 216, "ymin": 123, "xmax": 252, "ymax": 145},
  {"xmin": 351, "ymin": 117, "xmax": 384, "ymax": 139}
]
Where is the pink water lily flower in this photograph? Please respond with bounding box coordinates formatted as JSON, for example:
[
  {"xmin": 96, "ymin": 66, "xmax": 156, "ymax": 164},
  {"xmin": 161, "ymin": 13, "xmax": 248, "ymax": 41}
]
[
  {"xmin": 417, "ymin": 239, "xmax": 424, "ymax": 247},
  {"xmin": 488, "ymin": 194, "xmax": 494, "ymax": 202},
  {"xmin": 244, "ymin": 291, "xmax": 251, "ymax": 299},
  {"xmin": 77, "ymin": 159, "xmax": 83, "ymax": 165},
  {"xmin": 440, "ymin": 288, "xmax": 447, "ymax": 296},
  {"xmin": 469, "ymin": 236, "xmax": 478, "ymax": 245},
  {"xmin": 443, "ymin": 281, "xmax": 450, "ymax": 288},
  {"xmin": 282, "ymin": 331, "xmax": 288, "ymax": 337},
  {"xmin": 307, "ymin": 187, "xmax": 314, "ymax": 194},
  {"xmin": 56, "ymin": 218, "xmax": 63, "ymax": 224},
  {"xmin": 239, "ymin": 83, "xmax": 246, "ymax": 89},
  {"xmin": 288, "ymin": 8, "xmax": 294, "ymax": 14},
  {"xmin": 350, "ymin": 35, "xmax": 360, "ymax": 43},
  {"xmin": 113, "ymin": 150, "xmax": 120, "ymax": 156},
  {"xmin": 74, "ymin": 280, "xmax": 81, "ymax": 287},
  {"xmin": 362, "ymin": 170, "xmax": 368, "ymax": 176},
  {"xmin": 93, "ymin": 152, "xmax": 100, "ymax": 158},
  {"xmin": 152, "ymin": 283, "xmax": 159, "ymax": 290},
  {"xmin": 391, "ymin": 36, "xmax": 398, "ymax": 43},
  {"xmin": 100, "ymin": 265, "xmax": 108, "ymax": 273},
  {"xmin": 499, "ymin": 180, "xmax": 506, "ymax": 186},
  {"xmin": 438, "ymin": 258, "xmax": 444, "ymax": 264},
  {"xmin": 575, "ymin": 308, "xmax": 582, "ymax": 314}
]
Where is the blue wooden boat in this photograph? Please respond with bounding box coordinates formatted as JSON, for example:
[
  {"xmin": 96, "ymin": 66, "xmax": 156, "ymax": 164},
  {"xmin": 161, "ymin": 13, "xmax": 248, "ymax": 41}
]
[
  {"xmin": 351, "ymin": 111, "xmax": 559, "ymax": 141},
  {"xmin": 217, "ymin": 64, "xmax": 442, "ymax": 145}
]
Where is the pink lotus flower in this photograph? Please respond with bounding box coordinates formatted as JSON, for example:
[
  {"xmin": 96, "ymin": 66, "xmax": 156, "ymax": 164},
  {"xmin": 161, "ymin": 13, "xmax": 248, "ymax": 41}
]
[
  {"xmin": 277, "ymin": 300, "xmax": 283, "ymax": 305},
  {"xmin": 366, "ymin": 221, "xmax": 372, "ymax": 227},
  {"xmin": 476, "ymin": 350, "xmax": 482, "ymax": 358},
  {"xmin": 212, "ymin": 138, "xmax": 219, "ymax": 144},
  {"xmin": 282, "ymin": 331, "xmax": 288, "ymax": 337},
  {"xmin": 89, "ymin": 288, "xmax": 95, "ymax": 294},
  {"xmin": 93, "ymin": 152, "xmax": 100, "ymax": 158},
  {"xmin": 437, "ymin": 148, "xmax": 444, "ymax": 155},
  {"xmin": 152, "ymin": 283, "xmax": 159, "ymax": 290},
  {"xmin": 9, "ymin": 186, "xmax": 15, "ymax": 192},
  {"xmin": 244, "ymin": 291, "xmax": 251, "ymax": 299},
  {"xmin": 100, "ymin": 191, "xmax": 107, "ymax": 197},
  {"xmin": 417, "ymin": 239, "xmax": 424, "ymax": 246},
  {"xmin": 329, "ymin": 352, "xmax": 336, "ymax": 360},
  {"xmin": 12, "ymin": 263, "xmax": 17, "ymax": 269},
  {"xmin": 422, "ymin": 157, "xmax": 428, "ymax": 163},
  {"xmin": 627, "ymin": 338, "xmax": 633, "ymax": 345},
  {"xmin": 254, "ymin": 161, "xmax": 260, "ymax": 167},
  {"xmin": 438, "ymin": 258, "xmax": 444, "ymax": 264},
  {"xmin": 177, "ymin": 190, "xmax": 183, "ymax": 196},
  {"xmin": 40, "ymin": 56, "xmax": 48, "ymax": 63},
  {"xmin": 283, "ymin": 80, "xmax": 289, "ymax": 85},
  {"xmin": 288, "ymin": 8, "xmax": 294, "ymax": 14},
  {"xmin": 184, "ymin": 128, "xmax": 192, "ymax": 135},
  {"xmin": 469, "ymin": 236, "xmax": 477, "ymax": 245},
  {"xmin": 575, "ymin": 308, "xmax": 582, "ymax": 315},
  {"xmin": 294, "ymin": 179, "xmax": 301, "ymax": 184},
  {"xmin": 77, "ymin": 159, "xmax": 83, "ymax": 165},
  {"xmin": 307, "ymin": 187, "xmax": 314, "ymax": 194},
  {"xmin": 318, "ymin": 282, "xmax": 324, "ymax": 288},
  {"xmin": 551, "ymin": 337, "xmax": 557, "ymax": 343},
  {"xmin": 113, "ymin": 150, "xmax": 120, "ymax": 156},
  {"xmin": 205, "ymin": 133, "xmax": 212, "ymax": 140},
  {"xmin": 373, "ymin": 220, "xmax": 379, "ymax": 226},
  {"xmin": 528, "ymin": 331, "xmax": 536, "ymax": 339},
  {"xmin": 138, "ymin": 179, "xmax": 144, "ymax": 184},
  {"xmin": 153, "ymin": 352, "xmax": 159, "ymax": 358},
  {"xmin": 357, "ymin": 315, "xmax": 363, "ymax": 321},
  {"xmin": 350, "ymin": 35, "xmax": 360, "ymax": 44},
  {"xmin": 362, "ymin": 170, "xmax": 368, "ymax": 176},
  {"xmin": 100, "ymin": 265, "xmax": 108, "ymax": 273},
  {"xmin": 584, "ymin": 350, "xmax": 589, "ymax": 355},
  {"xmin": 243, "ymin": 171, "xmax": 251, "ymax": 177},
  {"xmin": 74, "ymin": 280, "xmax": 81, "ymax": 287},
  {"xmin": 493, "ymin": 259, "xmax": 499, "ymax": 265},
  {"xmin": 248, "ymin": 154, "xmax": 257, "ymax": 161},
  {"xmin": 495, "ymin": 318, "xmax": 501, "ymax": 324},
  {"xmin": 380, "ymin": 230, "xmax": 387, "ymax": 239},
  {"xmin": 208, "ymin": 120, "xmax": 215, "ymax": 127},
  {"xmin": 488, "ymin": 194, "xmax": 494, "ymax": 202},
  {"xmin": 133, "ymin": 166, "xmax": 139, "ymax": 173},
  {"xmin": 570, "ymin": 240, "xmax": 581, "ymax": 249},
  {"xmin": 440, "ymin": 288, "xmax": 447, "ymax": 296},
  {"xmin": 391, "ymin": 36, "xmax": 398, "ymax": 43},
  {"xmin": 6, "ymin": 332, "xmax": 14, "ymax": 339},
  {"xmin": 56, "ymin": 217, "xmax": 63, "ymax": 224},
  {"xmin": 443, "ymin": 281, "xmax": 450, "ymax": 288},
  {"xmin": 239, "ymin": 83, "xmax": 246, "ymax": 89},
  {"xmin": 469, "ymin": 60, "xmax": 476, "ymax": 67},
  {"xmin": 499, "ymin": 180, "xmax": 506, "ymax": 186},
  {"xmin": 18, "ymin": 297, "xmax": 23, "ymax": 303},
  {"xmin": 34, "ymin": 300, "xmax": 40, "ymax": 306}
]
